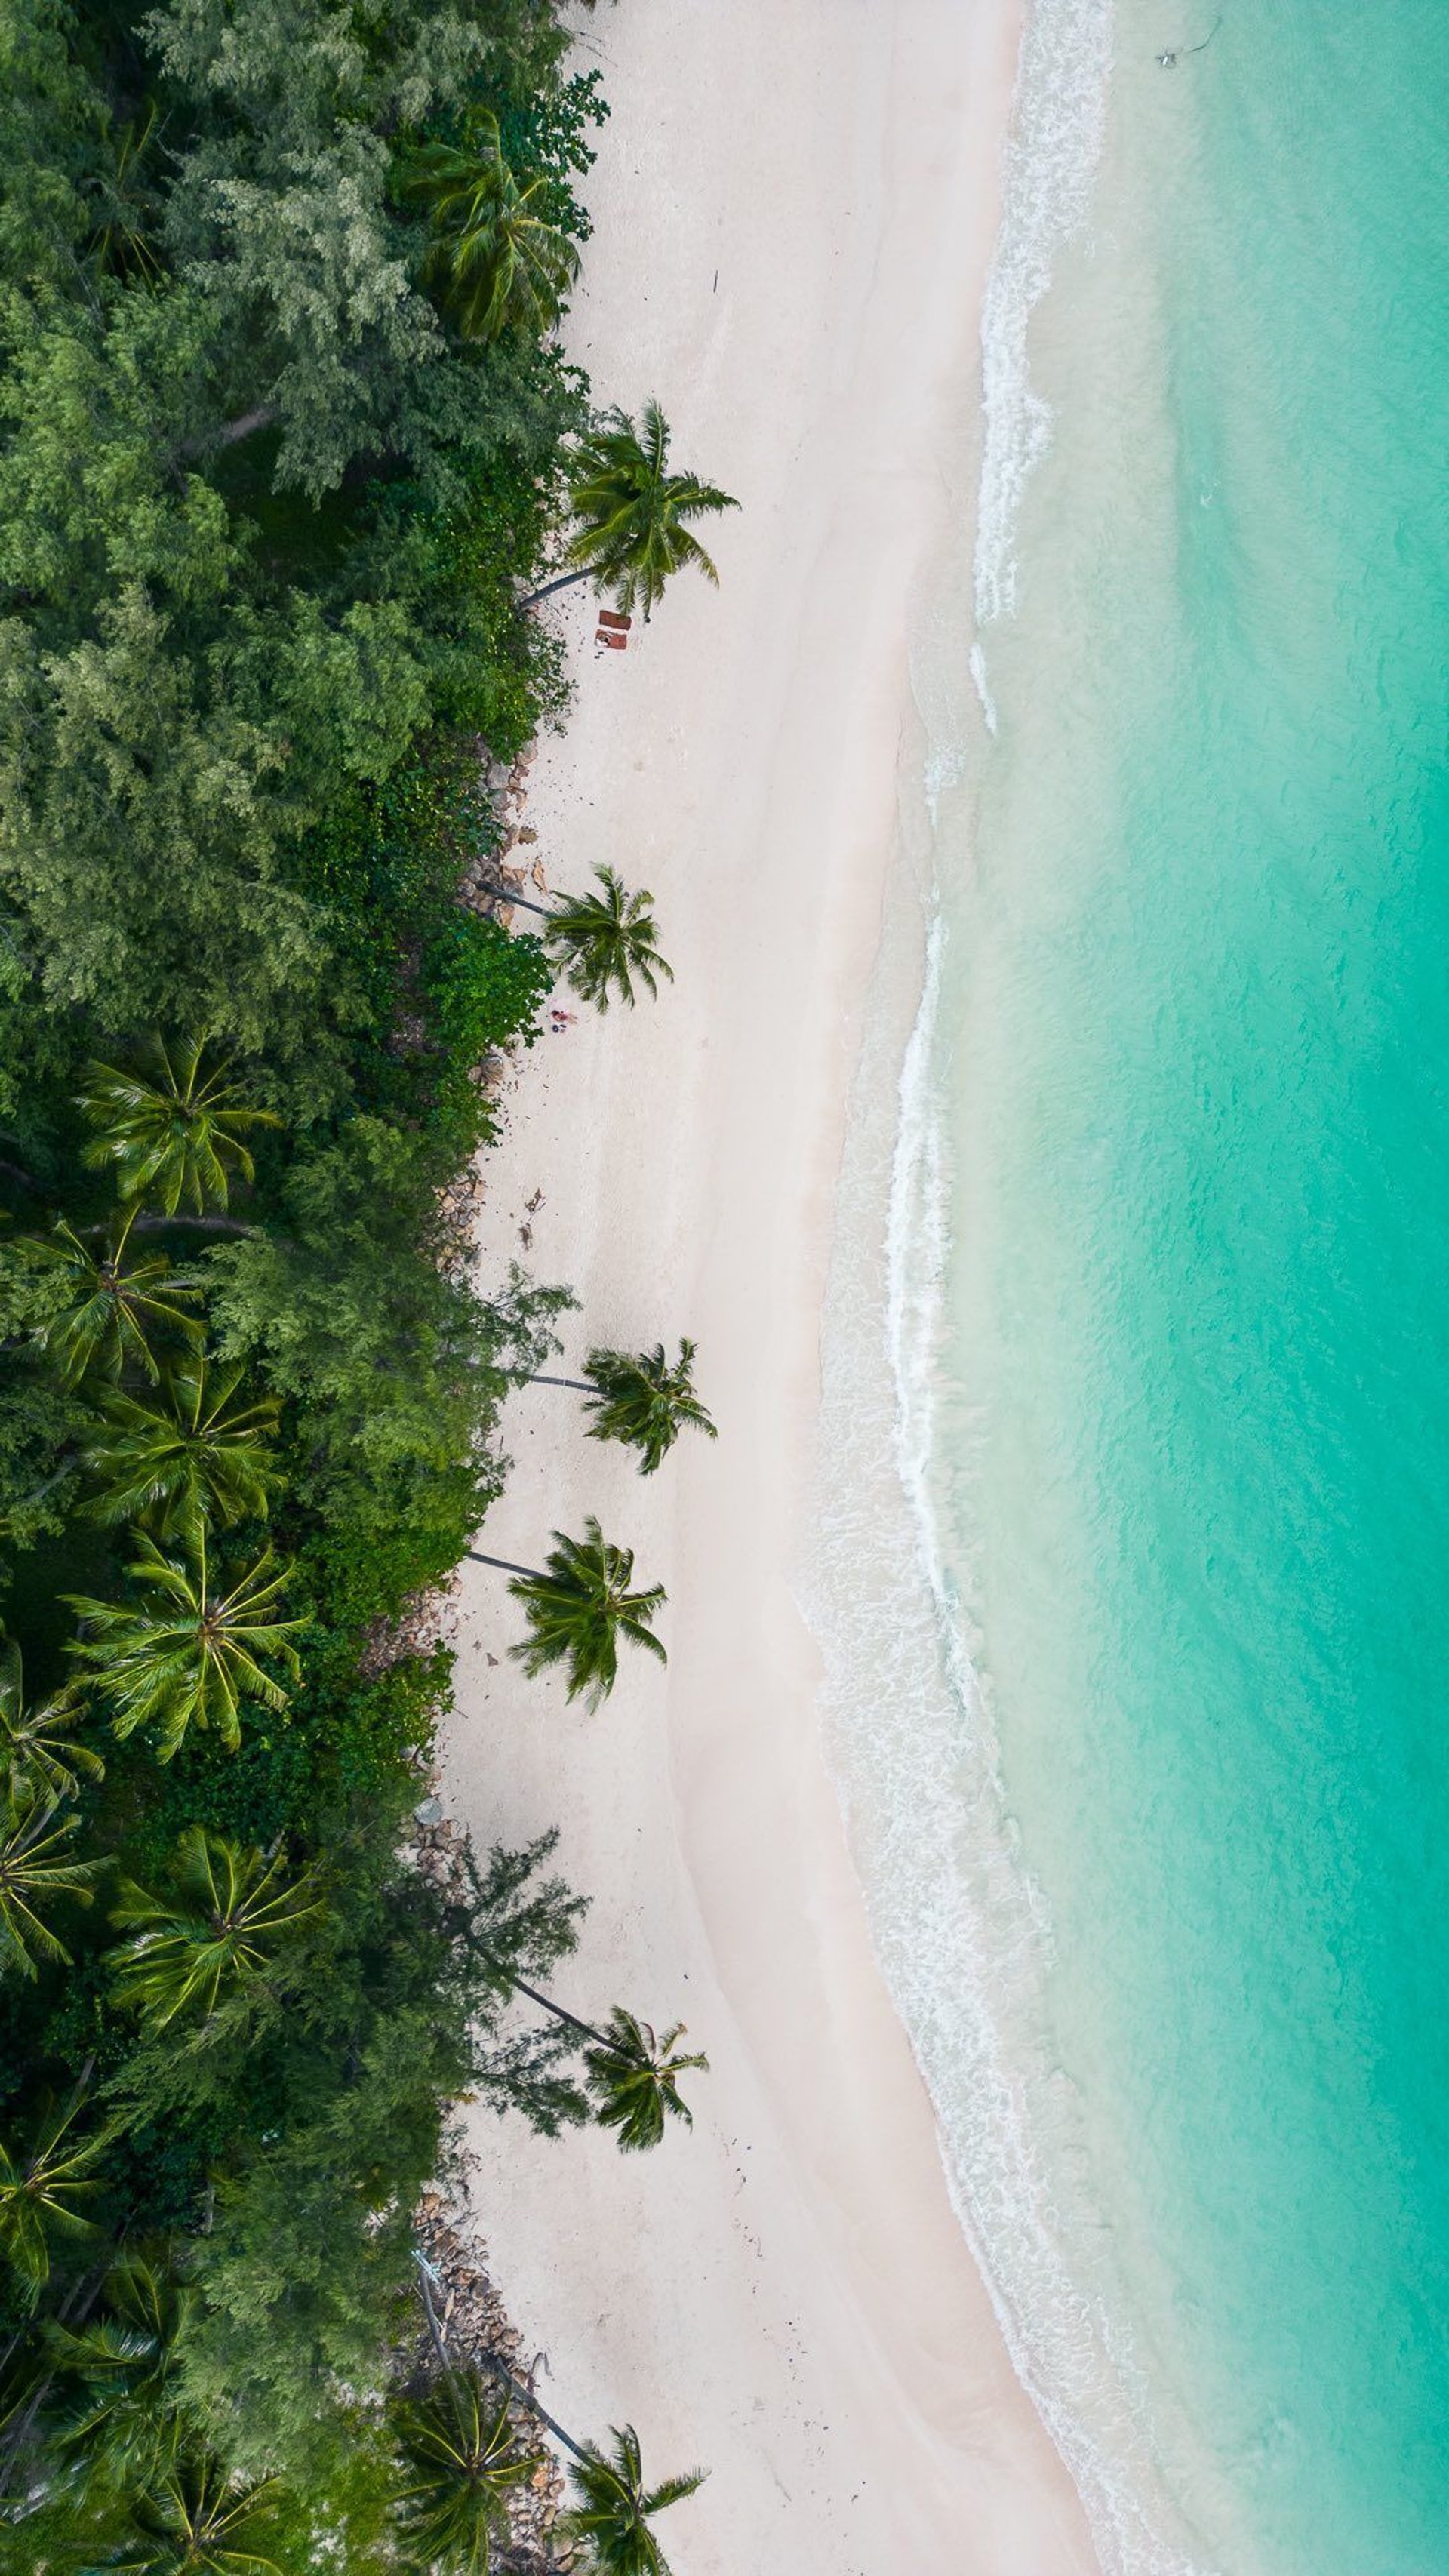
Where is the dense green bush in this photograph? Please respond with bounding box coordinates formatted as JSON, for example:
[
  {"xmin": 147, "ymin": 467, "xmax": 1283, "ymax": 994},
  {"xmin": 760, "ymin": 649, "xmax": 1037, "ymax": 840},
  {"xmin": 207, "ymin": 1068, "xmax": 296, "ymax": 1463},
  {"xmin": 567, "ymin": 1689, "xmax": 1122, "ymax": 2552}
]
[{"xmin": 0, "ymin": 0, "xmax": 613, "ymax": 2559}]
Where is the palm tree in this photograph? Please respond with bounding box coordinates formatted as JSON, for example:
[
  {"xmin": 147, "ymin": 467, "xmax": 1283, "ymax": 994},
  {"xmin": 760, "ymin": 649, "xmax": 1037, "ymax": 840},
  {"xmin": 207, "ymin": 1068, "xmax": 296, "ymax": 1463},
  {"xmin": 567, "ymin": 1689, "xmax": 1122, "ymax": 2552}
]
[
  {"xmin": 22, "ymin": 1211, "xmax": 203, "ymax": 1384},
  {"xmin": 392, "ymin": 2368, "xmax": 544, "ymax": 2574},
  {"xmin": 411, "ymin": 2267, "xmax": 707, "ymax": 2576},
  {"xmin": 80, "ymin": 1357, "xmax": 282, "ymax": 1537},
  {"xmin": 488, "ymin": 1965, "xmax": 706, "ymax": 2151},
  {"xmin": 581, "ymin": 2010, "xmax": 709, "ymax": 2153},
  {"xmin": 66, "ymin": 1529, "xmax": 303, "ymax": 1762},
  {"xmin": 402, "ymin": 109, "xmax": 580, "ymax": 343},
  {"xmin": 47, "ymin": 2245, "xmax": 192, "ymax": 2489},
  {"xmin": 561, "ymin": 2424, "xmax": 706, "ymax": 2576},
  {"xmin": 0, "ymin": 1782, "xmax": 106, "ymax": 1979},
  {"xmin": 546, "ymin": 869, "xmax": 672, "ymax": 1011},
  {"xmin": 485, "ymin": 867, "xmax": 672, "ymax": 1013},
  {"xmin": 0, "ymin": 1636, "xmax": 105, "ymax": 1802},
  {"xmin": 577, "ymin": 1342, "xmax": 716, "ymax": 1476},
  {"xmin": 96, "ymin": 2451, "xmax": 282, "ymax": 2575},
  {"xmin": 0, "ymin": 2085, "xmax": 118, "ymax": 2297},
  {"xmin": 109, "ymin": 1826, "xmax": 321, "ymax": 2029},
  {"xmin": 86, "ymin": 101, "xmax": 165, "ymax": 286},
  {"xmin": 466, "ymin": 1517, "xmax": 666, "ymax": 1710},
  {"xmin": 77, "ymin": 1033, "xmax": 279, "ymax": 1217},
  {"xmin": 523, "ymin": 399, "xmax": 739, "ymax": 619}
]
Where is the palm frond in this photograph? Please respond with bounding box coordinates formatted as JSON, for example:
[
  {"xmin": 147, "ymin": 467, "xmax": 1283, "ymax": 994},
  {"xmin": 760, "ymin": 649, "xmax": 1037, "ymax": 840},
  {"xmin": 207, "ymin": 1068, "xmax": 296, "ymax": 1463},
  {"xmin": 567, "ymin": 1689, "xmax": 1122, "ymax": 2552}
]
[
  {"xmin": 81, "ymin": 1355, "xmax": 282, "ymax": 1536},
  {"xmin": 582, "ymin": 2009, "xmax": 709, "ymax": 2152},
  {"xmin": 66, "ymin": 1528, "xmax": 303, "ymax": 1762},
  {"xmin": 561, "ymin": 399, "xmax": 739, "ymax": 619},
  {"xmin": 77, "ymin": 1033, "xmax": 278, "ymax": 1217},
  {"xmin": 0, "ymin": 1785, "xmax": 105, "ymax": 1977},
  {"xmin": 581, "ymin": 1341, "xmax": 716, "ymax": 1474},
  {"xmin": 507, "ymin": 1517, "xmax": 666, "ymax": 1710},
  {"xmin": 110, "ymin": 1825, "xmax": 321, "ymax": 2028},
  {"xmin": 545, "ymin": 868, "xmax": 672, "ymax": 1013}
]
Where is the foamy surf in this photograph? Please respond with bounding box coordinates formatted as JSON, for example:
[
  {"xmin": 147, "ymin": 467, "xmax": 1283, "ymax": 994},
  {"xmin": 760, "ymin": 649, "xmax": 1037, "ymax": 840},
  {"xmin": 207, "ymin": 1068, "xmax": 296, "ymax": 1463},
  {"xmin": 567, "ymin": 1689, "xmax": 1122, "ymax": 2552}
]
[
  {"xmin": 804, "ymin": 0, "xmax": 1225, "ymax": 2567},
  {"xmin": 803, "ymin": 842, "xmax": 1211, "ymax": 2576},
  {"xmin": 974, "ymin": 0, "xmax": 1113, "ymax": 635}
]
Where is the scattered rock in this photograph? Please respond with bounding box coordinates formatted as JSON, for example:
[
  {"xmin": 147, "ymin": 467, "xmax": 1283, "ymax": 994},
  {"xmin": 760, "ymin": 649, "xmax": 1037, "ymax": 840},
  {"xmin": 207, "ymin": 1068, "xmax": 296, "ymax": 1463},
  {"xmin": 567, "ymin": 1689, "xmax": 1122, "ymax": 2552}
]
[{"xmin": 410, "ymin": 2197, "xmax": 568, "ymax": 2566}]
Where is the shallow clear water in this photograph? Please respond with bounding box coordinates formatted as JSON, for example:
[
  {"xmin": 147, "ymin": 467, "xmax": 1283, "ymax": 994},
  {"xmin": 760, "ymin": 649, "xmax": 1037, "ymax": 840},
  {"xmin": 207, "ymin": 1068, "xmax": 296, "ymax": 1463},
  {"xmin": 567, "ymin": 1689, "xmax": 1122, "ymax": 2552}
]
[{"xmin": 813, "ymin": 4, "xmax": 1449, "ymax": 2569}]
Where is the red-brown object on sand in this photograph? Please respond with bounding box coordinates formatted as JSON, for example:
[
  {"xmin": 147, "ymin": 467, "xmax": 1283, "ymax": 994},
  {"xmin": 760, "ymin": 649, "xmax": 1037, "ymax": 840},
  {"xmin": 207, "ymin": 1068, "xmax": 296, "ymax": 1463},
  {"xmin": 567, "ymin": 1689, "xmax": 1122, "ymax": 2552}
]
[
  {"xmin": 598, "ymin": 609, "xmax": 632, "ymax": 631},
  {"xmin": 598, "ymin": 629, "xmax": 627, "ymax": 651}
]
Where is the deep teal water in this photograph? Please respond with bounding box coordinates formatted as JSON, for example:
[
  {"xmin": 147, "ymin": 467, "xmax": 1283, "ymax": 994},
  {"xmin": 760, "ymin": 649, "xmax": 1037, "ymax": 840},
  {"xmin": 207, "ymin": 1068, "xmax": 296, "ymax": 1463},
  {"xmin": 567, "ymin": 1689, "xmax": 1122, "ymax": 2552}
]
[{"xmin": 947, "ymin": 5, "xmax": 1449, "ymax": 2566}]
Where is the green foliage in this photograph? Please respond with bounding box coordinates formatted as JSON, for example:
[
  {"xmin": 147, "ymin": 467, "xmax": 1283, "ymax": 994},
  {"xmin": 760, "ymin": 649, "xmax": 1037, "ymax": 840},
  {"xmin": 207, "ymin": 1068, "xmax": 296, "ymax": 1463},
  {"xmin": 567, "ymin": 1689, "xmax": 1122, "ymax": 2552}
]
[
  {"xmin": 0, "ymin": 1636, "xmax": 105, "ymax": 1802},
  {"xmin": 0, "ymin": 0, "xmax": 717, "ymax": 2553},
  {"xmin": 546, "ymin": 866, "xmax": 672, "ymax": 1011},
  {"xmin": 204, "ymin": 1125, "xmax": 569, "ymax": 1621},
  {"xmin": 505, "ymin": 1516, "xmax": 668, "ymax": 1710},
  {"xmin": 80, "ymin": 1359, "xmax": 283, "ymax": 1538},
  {"xmin": 0, "ymin": 1238, "xmax": 91, "ymax": 1556},
  {"xmin": 403, "ymin": 109, "xmax": 581, "ymax": 344},
  {"xmin": 45, "ymin": 2244, "xmax": 194, "ymax": 2491},
  {"xmin": 0, "ymin": 1777, "xmax": 105, "ymax": 1978},
  {"xmin": 14, "ymin": 1213, "xmax": 203, "ymax": 1388},
  {"xmin": 66, "ymin": 1529, "xmax": 304, "ymax": 1761},
  {"xmin": 77, "ymin": 1039, "xmax": 281, "ymax": 1218},
  {"xmin": 91, "ymin": 2448, "xmax": 284, "ymax": 2575},
  {"xmin": 0, "ymin": 0, "xmax": 105, "ymax": 292},
  {"xmin": 563, "ymin": 398, "xmax": 740, "ymax": 619},
  {"xmin": 109, "ymin": 1827, "xmax": 321, "ymax": 2030},
  {"xmin": 0, "ymin": 2085, "xmax": 120, "ymax": 2300},
  {"xmin": 581, "ymin": 2011, "xmax": 709, "ymax": 2155},
  {"xmin": 423, "ymin": 913, "xmax": 552, "ymax": 1153},
  {"xmin": 581, "ymin": 1340, "xmax": 717, "ymax": 1475},
  {"xmin": 561, "ymin": 2424, "xmax": 707, "ymax": 2576},
  {"xmin": 392, "ymin": 2368, "xmax": 544, "ymax": 2573}
]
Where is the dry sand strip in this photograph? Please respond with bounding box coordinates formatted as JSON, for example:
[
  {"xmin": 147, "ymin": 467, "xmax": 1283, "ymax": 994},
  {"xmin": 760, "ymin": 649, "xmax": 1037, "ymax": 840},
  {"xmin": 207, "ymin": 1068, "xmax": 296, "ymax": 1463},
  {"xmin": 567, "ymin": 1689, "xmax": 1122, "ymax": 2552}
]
[{"xmin": 444, "ymin": 4, "xmax": 1101, "ymax": 2571}]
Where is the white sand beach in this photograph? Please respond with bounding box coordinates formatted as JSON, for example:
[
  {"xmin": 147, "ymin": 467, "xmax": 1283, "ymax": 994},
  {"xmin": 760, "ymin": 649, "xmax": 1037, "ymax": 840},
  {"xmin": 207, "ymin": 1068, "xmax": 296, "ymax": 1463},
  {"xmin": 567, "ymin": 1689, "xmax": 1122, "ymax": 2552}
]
[{"xmin": 444, "ymin": 4, "xmax": 1100, "ymax": 2570}]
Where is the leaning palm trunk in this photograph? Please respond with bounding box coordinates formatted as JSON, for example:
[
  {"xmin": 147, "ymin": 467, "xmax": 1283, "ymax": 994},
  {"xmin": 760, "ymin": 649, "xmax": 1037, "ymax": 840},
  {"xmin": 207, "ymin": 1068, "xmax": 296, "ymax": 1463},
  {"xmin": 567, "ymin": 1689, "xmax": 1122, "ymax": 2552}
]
[
  {"xmin": 415, "ymin": 2254, "xmax": 588, "ymax": 2467},
  {"xmin": 517, "ymin": 566, "xmax": 596, "ymax": 610}
]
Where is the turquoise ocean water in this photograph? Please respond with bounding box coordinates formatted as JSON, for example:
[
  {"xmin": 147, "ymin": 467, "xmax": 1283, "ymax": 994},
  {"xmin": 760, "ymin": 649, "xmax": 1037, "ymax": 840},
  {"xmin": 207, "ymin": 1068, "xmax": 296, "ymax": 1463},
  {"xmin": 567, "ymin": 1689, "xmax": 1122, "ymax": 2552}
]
[{"xmin": 812, "ymin": 5, "xmax": 1449, "ymax": 2570}]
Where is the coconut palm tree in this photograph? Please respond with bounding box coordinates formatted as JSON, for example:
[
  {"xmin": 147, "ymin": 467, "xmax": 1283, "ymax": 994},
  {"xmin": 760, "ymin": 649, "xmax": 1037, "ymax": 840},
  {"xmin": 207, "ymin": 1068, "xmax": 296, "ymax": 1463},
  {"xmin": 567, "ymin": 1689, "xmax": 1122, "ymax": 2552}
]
[
  {"xmin": 47, "ymin": 2245, "xmax": 192, "ymax": 2488},
  {"xmin": 97, "ymin": 2450, "xmax": 282, "ymax": 2575},
  {"xmin": 109, "ymin": 1826, "xmax": 321, "ymax": 2030},
  {"xmin": 392, "ymin": 2367, "xmax": 544, "ymax": 2574},
  {"xmin": 488, "ymin": 1964, "xmax": 706, "ymax": 2152},
  {"xmin": 66, "ymin": 1529, "xmax": 303, "ymax": 1762},
  {"xmin": 561, "ymin": 2424, "xmax": 706, "ymax": 2576},
  {"xmin": 0, "ymin": 1782, "xmax": 106, "ymax": 1979},
  {"xmin": 80, "ymin": 1357, "xmax": 282, "ymax": 1537},
  {"xmin": 77, "ymin": 1034, "xmax": 279, "ymax": 1217},
  {"xmin": 546, "ymin": 869, "xmax": 672, "ymax": 1011},
  {"xmin": 485, "ymin": 867, "xmax": 672, "ymax": 1013},
  {"xmin": 86, "ymin": 101, "xmax": 165, "ymax": 286},
  {"xmin": 581, "ymin": 2010, "xmax": 709, "ymax": 2153},
  {"xmin": 466, "ymin": 1518, "xmax": 666, "ymax": 1710},
  {"xmin": 0, "ymin": 2085, "xmax": 118, "ymax": 2297},
  {"xmin": 401, "ymin": 109, "xmax": 580, "ymax": 343},
  {"xmin": 523, "ymin": 400, "xmax": 739, "ymax": 619},
  {"xmin": 22, "ymin": 1211, "xmax": 203, "ymax": 1385},
  {"xmin": 575, "ymin": 1342, "xmax": 716, "ymax": 1476},
  {"xmin": 0, "ymin": 1636, "xmax": 105, "ymax": 1802},
  {"xmin": 411, "ymin": 2266, "xmax": 707, "ymax": 2576}
]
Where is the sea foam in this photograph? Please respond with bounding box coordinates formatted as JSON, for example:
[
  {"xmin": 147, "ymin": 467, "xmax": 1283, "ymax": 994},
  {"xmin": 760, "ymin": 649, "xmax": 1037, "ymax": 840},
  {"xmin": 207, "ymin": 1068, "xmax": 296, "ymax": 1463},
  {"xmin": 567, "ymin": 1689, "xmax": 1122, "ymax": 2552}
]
[
  {"xmin": 974, "ymin": 0, "xmax": 1113, "ymax": 632},
  {"xmin": 804, "ymin": 0, "xmax": 1221, "ymax": 2566}
]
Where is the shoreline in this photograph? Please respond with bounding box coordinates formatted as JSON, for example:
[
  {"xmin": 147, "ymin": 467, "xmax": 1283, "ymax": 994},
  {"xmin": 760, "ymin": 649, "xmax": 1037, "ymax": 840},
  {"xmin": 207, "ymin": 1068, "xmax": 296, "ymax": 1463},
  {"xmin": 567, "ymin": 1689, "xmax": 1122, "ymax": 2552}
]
[{"xmin": 446, "ymin": 5, "xmax": 1100, "ymax": 2568}]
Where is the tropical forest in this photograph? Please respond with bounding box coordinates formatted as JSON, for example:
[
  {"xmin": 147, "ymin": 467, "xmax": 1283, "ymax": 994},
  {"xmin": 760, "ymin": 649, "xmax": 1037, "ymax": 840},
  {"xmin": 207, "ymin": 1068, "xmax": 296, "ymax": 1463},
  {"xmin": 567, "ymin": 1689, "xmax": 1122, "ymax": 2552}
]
[{"xmin": 0, "ymin": 0, "xmax": 736, "ymax": 2567}]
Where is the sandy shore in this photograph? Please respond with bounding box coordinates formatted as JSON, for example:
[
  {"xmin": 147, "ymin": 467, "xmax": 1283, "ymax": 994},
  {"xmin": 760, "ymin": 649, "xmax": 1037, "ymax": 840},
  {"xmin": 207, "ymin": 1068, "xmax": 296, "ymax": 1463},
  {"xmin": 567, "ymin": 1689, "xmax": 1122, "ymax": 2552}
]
[{"xmin": 445, "ymin": 5, "xmax": 1100, "ymax": 2570}]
